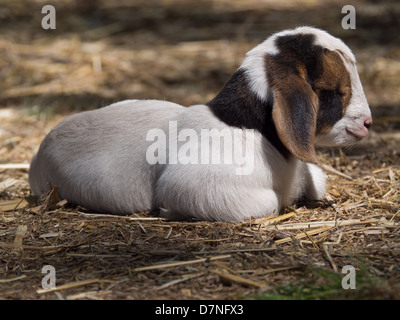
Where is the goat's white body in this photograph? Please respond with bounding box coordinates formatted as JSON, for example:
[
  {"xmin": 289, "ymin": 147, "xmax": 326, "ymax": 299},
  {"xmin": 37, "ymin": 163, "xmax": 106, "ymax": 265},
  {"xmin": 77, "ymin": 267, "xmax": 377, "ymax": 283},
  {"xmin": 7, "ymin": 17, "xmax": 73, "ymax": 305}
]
[
  {"xmin": 29, "ymin": 99, "xmax": 325, "ymax": 221},
  {"xmin": 30, "ymin": 100, "xmax": 182, "ymax": 214},
  {"xmin": 30, "ymin": 27, "xmax": 372, "ymax": 222}
]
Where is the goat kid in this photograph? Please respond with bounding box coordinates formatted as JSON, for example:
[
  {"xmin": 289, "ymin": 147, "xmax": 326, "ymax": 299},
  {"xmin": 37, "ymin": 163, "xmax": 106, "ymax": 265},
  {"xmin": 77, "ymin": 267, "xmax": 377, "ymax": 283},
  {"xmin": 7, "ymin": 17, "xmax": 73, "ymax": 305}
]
[{"xmin": 29, "ymin": 27, "xmax": 372, "ymax": 221}]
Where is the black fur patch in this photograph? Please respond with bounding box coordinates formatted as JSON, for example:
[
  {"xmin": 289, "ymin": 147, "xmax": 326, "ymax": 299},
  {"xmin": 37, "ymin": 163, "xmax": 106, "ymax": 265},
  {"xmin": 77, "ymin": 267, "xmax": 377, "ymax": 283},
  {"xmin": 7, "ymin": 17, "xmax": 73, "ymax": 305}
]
[
  {"xmin": 272, "ymin": 33, "xmax": 323, "ymax": 83},
  {"xmin": 206, "ymin": 69, "xmax": 291, "ymax": 159},
  {"xmin": 316, "ymin": 88, "xmax": 344, "ymax": 134}
]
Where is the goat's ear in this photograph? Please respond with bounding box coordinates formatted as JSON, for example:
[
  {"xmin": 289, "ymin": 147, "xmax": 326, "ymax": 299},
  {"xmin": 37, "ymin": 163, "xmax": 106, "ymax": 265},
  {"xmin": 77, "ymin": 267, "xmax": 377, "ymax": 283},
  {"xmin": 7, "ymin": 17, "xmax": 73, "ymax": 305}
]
[{"xmin": 269, "ymin": 71, "xmax": 319, "ymax": 164}]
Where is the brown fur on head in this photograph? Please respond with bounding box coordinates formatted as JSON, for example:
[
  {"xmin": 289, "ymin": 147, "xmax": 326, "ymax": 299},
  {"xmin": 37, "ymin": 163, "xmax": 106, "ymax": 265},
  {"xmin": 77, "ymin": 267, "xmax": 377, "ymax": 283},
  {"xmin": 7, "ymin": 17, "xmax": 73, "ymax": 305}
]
[
  {"xmin": 209, "ymin": 27, "xmax": 371, "ymax": 163},
  {"xmin": 265, "ymin": 33, "xmax": 353, "ymax": 164}
]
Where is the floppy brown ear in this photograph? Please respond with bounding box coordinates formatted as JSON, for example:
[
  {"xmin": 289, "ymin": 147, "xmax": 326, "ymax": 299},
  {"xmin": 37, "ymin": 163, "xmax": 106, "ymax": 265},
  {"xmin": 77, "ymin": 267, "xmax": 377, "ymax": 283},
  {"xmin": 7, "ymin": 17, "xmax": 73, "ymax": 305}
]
[{"xmin": 270, "ymin": 72, "xmax": 319, "ymax": 164}]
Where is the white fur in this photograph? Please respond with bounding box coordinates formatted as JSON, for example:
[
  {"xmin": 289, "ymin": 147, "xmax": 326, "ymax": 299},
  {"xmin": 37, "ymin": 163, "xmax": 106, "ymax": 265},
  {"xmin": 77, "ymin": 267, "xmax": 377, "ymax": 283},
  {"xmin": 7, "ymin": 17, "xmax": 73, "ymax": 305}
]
[
  {"xmin": 30, "ymin": 101, "xmax": 323, "ymax": 221},
  {"xmin": 29, "ymin": 27, "xmax": 370, "ymax": 222},
  {"xmin": 241, "ymin": 36, "xmax": 277, "ymax": 101}
]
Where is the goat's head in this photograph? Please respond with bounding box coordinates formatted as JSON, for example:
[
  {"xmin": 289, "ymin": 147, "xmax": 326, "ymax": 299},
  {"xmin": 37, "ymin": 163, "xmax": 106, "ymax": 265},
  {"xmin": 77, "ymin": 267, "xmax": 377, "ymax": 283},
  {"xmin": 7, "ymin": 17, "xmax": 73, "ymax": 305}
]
[{"xmin": 241, "ymin": 26, "xmax": 372, "ymax": 163}]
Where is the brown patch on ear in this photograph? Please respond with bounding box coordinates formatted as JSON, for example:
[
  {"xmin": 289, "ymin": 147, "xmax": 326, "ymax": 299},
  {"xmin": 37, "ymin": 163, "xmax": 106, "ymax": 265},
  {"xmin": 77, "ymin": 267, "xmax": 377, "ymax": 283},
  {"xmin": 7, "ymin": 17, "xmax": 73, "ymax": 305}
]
[
  {"xmin": 271, "ymin": 74, "xmax": 319, "ymax": 164},
  {"xmin": 265, "ymin": 33, "xmax": 324, "ymax": 164},
  {"xmin": 266, "ymin": 51, "xmax": 320, "ymax": 164}
]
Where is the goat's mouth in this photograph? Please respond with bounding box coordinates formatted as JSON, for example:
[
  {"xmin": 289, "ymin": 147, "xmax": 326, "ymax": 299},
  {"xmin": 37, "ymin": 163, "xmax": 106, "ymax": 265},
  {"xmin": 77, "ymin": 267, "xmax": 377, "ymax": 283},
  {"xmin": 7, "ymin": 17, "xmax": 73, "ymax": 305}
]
[{"xmin": 345, "ymin": 127, "xmax": 368, "ymax": 140}]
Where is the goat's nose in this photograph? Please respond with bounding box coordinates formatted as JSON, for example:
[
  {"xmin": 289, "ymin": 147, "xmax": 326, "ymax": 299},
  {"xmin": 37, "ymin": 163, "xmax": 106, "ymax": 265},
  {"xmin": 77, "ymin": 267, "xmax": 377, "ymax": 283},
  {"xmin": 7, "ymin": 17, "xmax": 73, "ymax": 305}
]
[{"xmin": 364, "ymin": 117, "xmax": 372, "ymax": 129}]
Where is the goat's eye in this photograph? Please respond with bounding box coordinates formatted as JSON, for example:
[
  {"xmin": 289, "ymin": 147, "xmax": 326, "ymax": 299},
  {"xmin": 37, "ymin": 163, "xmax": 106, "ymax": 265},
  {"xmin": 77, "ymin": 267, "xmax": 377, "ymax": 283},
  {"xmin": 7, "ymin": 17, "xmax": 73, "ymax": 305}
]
[{"xmin": 338, "ymin": 86, "xmax": 351, "ymax": 97}]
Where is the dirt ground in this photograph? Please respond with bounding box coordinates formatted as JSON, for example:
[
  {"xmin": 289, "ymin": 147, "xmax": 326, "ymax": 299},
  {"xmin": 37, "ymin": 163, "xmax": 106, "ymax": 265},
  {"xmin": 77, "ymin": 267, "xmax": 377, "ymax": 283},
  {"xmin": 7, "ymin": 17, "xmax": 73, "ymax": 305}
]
[{"xmin": 1, "ymin": 0, "xmax": 400, "ymax": 300}]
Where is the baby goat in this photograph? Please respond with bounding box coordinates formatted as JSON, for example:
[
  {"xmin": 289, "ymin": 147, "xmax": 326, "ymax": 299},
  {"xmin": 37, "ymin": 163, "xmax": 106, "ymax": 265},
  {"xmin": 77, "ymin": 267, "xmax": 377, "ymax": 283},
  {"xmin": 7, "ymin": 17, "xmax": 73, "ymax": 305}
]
[{"xmin": 29, "ymin": 27, "xmax": 372, "ymax": 221}]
